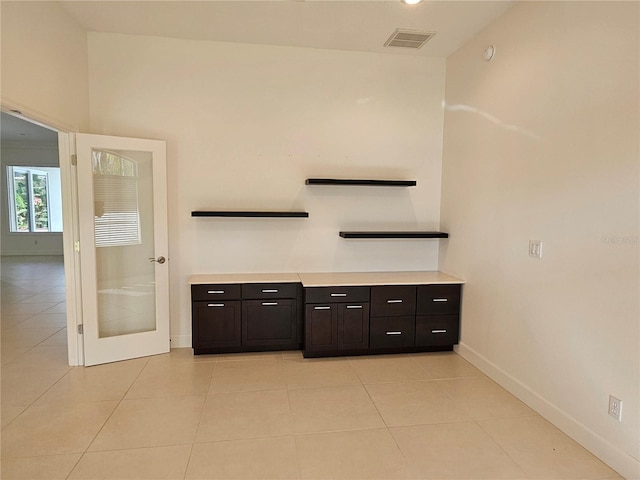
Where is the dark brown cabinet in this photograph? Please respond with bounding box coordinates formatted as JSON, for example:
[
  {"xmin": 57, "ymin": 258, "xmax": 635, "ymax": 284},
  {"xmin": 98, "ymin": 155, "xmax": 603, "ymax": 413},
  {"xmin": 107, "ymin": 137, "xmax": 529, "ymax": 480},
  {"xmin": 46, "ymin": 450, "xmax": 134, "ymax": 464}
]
[
  {"xmin": 193, "ymin": 300, "xmax": 242, "ymax": 349},
  {"xmin": 243, "ymin": 299, "xmax": 297, "ymax": 347},
  {"xmin": 370, "ymin": 286, "xmax": 416, "ymax": 350},
  {"xmin": 192, "ymin": 282, "xmax": 302, "ymax": 355},
  {"xmin": 337, "ymin": 303, "xmax": 370, "ymax": 351},
  {"xmin": 416, "ymin": 284, "xmax": 461, "ymax": 315},
  {"xmin": 304, "ymin": 282, "xmax": 462, "ymax": 358},
  {"xmin": 415, "ymin": 284, "xmax": 461, "ymax": 348},
  {"xmin": 304, "ymin": 286, "xmax": 370, "ymax": 357},
  {"xmin": 415, "ymin": 315, "xmax": 459, "ymax": 346},
  {"xmin": 305, "ymin": 304, "xmax": 337, "ymax": 353}
]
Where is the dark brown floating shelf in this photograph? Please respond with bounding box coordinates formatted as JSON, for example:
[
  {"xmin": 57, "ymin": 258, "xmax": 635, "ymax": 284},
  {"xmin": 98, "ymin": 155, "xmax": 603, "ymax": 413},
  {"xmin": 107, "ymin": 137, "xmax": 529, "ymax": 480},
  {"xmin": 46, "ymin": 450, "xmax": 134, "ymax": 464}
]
[
  {"xmin": 192, "ymin": 211, "xmax": 309, "ymax": 218},
  {"xmin": 339, "ymin": 231, "xmax": 448, "ymax": 239},
  {"xmin": 306, "ymin": 178, "xmax": 416, "ymax": 187}
]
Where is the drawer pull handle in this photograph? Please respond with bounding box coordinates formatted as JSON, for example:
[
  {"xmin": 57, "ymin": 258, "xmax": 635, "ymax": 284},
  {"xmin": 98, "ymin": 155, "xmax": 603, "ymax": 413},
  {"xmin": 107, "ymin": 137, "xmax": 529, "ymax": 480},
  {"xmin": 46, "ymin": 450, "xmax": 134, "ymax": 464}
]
[
  {"xmin": 346, "ymin": 305, "xmax": 362, "ymax": 309},
  {"xmin": 386, "ymin": 331, "xmax": 402, "ymax": 335},
  {"xmin": 387, "ymin": 299, "xmax": 403, "ymax": 304},
  {"xmin": 207, "ymin": 290, "xmax": 225, "ymax": 294},
  {"xmin": 314, "ymin": 306, "xmax": 331, "ymax": 310},
  {"xmin": 432, "ymin": 329, "xmax": 447, "ymax": 334},
  {"xmin": 208, "ymin": 303, "xmax": 225, "ymax": 307},
  {"xmin": 433, "ymin": 298, "xmax": 448, "ymax": 302},
  {"xmin": 262, "ymin": 289, "xmax": 278, "ymax": 293},
  {"xmin": 330, "ymin": 293, "xmax": 347, "ymax": 297},
  {"xmin": 262, "ymin": 302, "xmax": 278, "ymax": 306}
]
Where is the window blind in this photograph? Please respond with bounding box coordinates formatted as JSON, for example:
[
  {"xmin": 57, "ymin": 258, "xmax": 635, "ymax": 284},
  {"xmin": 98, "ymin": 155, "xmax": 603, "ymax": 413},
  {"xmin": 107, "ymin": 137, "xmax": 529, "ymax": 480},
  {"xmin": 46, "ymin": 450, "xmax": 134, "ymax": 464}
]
[{"xmin": 93, "ymin": 175, "xmax": 141, "ymax": 247}]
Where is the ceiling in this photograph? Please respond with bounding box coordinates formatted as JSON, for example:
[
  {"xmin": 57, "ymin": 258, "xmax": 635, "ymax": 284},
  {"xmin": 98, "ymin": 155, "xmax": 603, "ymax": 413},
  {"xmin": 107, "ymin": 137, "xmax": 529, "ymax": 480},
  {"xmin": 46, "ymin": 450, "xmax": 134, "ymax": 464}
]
[
  {"xmin": 2, "ymin": 2, "xmax": 514, "ymax": 140},
  {"xmin": 1, "ymin": 113, "xmax": 59, "ymax": 144},
  {"xmin": 59, "ymin": 1, "xmax": 514, "ymax": 58}
]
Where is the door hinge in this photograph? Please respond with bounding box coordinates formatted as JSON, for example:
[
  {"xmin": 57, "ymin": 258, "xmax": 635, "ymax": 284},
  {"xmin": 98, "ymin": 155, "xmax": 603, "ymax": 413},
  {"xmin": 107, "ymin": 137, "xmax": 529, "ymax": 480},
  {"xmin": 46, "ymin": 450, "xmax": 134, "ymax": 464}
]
[
  {"xmin": 77, "ymin": 324, "xmax": 83, "ymax": 335},
  {"xmin": 71, "ymin": 154, "xmax": 77, "ymax": 166},
  {"xmin": 74, "ymin": 241, "xmax": 80, "ymax": 252}
]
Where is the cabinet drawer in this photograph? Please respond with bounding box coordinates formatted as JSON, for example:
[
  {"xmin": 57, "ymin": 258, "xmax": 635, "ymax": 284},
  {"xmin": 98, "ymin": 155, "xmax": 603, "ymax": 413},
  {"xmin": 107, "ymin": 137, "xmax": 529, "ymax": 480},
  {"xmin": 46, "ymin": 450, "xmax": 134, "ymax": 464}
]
[
  {"xmin": 370, "ymin": 286, "xmax": 416, "ymax": 317},
  {"xmin": 416, "ymin": 285, "xmax": 461, "ymax": 315},
  {"xmin": 242, "ymin": 283, "xmax": 299, "ymax": 300},
  {"xmin": 415, "ymin": 315, "xmax": 459, "ymax": 347},
  {"xmin": 192, "ymin": 284, "xmax": 241, "ymax": 301},
  {"xmin": 369, "ymin": 316, "xmax": 415, "ymax": 349},
  {"xmin": 305, "ymin": 286, "xmax": 370, "ymax": 304}
]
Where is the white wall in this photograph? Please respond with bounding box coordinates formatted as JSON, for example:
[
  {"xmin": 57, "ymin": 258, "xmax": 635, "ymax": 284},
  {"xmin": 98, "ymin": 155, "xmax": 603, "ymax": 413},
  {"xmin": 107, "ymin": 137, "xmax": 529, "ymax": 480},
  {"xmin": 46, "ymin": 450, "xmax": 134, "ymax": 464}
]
[
  {"xmin": 0, "ymin": 1, "xmax": 89, "ymax": 131},
  {"xmin": 87, "ymin": 33, "xmax": 446, "ymax": 347},
  {"xmin": 440, "ymin": 2, "xmax": 639, "ymax": 477},
  {"xmin": 0, "ymin": 142, "xmax": 64, "ymax": 255}
]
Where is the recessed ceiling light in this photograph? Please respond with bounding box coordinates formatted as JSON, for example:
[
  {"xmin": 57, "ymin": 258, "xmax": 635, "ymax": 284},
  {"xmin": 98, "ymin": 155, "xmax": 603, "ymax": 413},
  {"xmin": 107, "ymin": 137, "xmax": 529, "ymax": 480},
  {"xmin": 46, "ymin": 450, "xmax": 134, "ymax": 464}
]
[{"xmin": 401, "ymin": 0, "xmax": 423, "ymax": 4}]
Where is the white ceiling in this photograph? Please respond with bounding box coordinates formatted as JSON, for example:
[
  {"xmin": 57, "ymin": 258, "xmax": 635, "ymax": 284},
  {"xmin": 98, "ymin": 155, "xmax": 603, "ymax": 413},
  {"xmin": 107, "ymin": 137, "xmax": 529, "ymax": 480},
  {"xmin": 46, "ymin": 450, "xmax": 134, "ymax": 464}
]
[
  {"xmin": 2, "ymin": 2, "xmax": 514, "ymax": 141},
  {"xmin": 1, "ymin": 113, "xmax": 59, "ymax": 144},
  {"xmin": 59, "ymin": 1, "xmax": 514, "ymax": 58}
]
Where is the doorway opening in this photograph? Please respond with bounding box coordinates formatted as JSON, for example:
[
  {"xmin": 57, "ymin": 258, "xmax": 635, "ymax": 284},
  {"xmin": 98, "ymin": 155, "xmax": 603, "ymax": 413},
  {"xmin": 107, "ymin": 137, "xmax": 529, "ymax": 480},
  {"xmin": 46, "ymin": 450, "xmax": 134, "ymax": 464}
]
[{"xmin": 1, "ymin": 111, "xmax": 80, "ymax": 366}]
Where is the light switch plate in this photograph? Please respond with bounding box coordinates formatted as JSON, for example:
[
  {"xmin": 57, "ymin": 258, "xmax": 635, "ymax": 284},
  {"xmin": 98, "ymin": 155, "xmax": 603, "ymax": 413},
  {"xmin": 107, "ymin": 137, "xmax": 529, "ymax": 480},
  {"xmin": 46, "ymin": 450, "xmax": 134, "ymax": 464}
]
[{"xmin": 529, "ymin": 240, "xmax": 543, "ymax": 258}]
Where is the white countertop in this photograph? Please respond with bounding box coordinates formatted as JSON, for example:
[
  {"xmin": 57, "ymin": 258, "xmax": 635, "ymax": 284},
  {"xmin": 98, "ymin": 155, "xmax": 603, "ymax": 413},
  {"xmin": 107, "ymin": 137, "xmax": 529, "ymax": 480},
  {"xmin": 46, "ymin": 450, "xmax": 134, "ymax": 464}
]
[
  {"xmin": 189, "ymin": 273, "xmax": 301, "ymax": 285},
  {"xmin": 297, "ymin": 271, "xmax": 464, "ymax": 287},
  {"xmin": 189, "ymin": 271, "xmax": 464, "ymax": 286}
]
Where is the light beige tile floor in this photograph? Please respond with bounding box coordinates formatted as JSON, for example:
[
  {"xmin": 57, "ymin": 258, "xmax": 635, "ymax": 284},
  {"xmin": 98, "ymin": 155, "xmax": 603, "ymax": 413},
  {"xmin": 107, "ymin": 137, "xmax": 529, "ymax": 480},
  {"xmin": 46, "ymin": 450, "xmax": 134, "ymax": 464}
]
[{"xmin": 0, "ymin": 256, "xmax": 624, "ymax": 479}]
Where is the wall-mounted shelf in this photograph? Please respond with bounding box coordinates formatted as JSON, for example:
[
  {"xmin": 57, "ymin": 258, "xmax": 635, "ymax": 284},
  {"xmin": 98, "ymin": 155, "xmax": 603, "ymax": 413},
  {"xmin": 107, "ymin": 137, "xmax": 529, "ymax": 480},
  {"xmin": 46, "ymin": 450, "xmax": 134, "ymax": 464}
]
[
  {"xmin": 192, "ymin": 211, "xmax": 309, "ymax": 218},
  {"xmin": 306, "ymin": 178, "xmax": 416, "ymax": 187},
  {"xmin": 339, "ymin": 231, "xmax": 448, "ymax": 239}
]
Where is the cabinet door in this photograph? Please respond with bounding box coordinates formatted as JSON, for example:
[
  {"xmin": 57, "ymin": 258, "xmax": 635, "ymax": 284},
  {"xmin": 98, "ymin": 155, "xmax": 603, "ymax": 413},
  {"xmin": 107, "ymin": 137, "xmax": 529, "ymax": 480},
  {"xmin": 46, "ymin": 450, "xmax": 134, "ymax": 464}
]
[
  {"xmin": 304, "ymin": 304, "xmax": 338, "ymax": 353},
  {"xmin": 242, "ymin": 299, "xmax": 297, "ymax": 347},
  {"xmin": 337, "ymin": 303, "xmax": 370, "ymax": 351},
  {"xmin": 193, "ymin": 301, "xmax": 242, "ymax": 348},
  {"xmin": 415, "ymin": 315, "xmax": 459, "ymax": 347}
]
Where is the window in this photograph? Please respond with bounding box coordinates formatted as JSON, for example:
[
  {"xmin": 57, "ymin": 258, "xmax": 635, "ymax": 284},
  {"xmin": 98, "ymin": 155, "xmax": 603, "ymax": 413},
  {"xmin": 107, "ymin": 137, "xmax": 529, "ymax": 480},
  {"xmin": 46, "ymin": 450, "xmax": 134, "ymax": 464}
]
[
  {"xmin": 92, "ymin": 150, "xmax": 141, "ymax": 247},
  {"xmin": 7, "ymin": 166, "xmax": 62, "ymax": 233}
]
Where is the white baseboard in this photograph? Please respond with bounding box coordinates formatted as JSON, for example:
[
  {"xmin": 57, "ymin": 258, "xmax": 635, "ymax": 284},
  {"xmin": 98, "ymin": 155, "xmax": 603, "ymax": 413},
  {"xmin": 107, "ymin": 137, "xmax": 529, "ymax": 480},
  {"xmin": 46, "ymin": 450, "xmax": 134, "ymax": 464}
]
[
  {"xmin": 1, "ymin": 249, "xmax": 64, "ymax": 256},
  {"xmin": 456, "ymin": 343, "xmax": 640, "ymax": 480},
  {"xmin": 170, "ymin": 334, "xmax": 192, "ymax": 348}
]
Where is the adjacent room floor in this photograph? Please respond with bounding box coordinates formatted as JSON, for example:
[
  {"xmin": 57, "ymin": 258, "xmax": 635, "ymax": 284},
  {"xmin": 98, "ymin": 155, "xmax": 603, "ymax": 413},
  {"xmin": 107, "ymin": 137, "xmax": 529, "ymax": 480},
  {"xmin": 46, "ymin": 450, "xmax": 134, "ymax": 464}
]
[{"xmin": 1, "ymin": 256, "xmax": 623, "ymax": 479}]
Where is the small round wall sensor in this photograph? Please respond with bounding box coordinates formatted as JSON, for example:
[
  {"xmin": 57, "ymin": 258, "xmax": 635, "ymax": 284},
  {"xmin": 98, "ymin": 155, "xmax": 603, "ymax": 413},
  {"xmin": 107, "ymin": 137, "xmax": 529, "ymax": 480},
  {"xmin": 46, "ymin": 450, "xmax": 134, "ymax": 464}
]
[{"xmin": 483, "ymin": 45, "xmax": 495, "ymax": 61}]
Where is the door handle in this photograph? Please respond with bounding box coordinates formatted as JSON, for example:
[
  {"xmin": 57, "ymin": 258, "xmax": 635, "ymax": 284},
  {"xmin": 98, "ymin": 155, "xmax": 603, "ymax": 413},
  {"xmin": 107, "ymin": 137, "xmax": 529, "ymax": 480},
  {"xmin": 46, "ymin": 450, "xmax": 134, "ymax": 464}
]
[{"xmin": 148, "ymin": 256, "xmax": 166, "ymax": 264}]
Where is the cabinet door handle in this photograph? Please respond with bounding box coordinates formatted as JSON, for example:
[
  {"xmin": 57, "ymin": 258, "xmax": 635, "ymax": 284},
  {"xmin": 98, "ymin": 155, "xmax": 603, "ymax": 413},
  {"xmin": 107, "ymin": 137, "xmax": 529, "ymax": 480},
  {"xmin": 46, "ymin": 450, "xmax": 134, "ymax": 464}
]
[
  {"xmin": 314, "ymin": 306, "xmax": 331, "ymax": 310},
  {"xmin": 330, "ymin": 293, "xmax": 347, "ymax": 297},
  {"xmin": 431, "ymin": 329, "xmax": 447, "ymax": 334},
  {"xmin": 387, "ymin": 299, "xmax": 403, "ymax": 304},
  {"xmin": 346, "ymin": 305, "xmax": 362, "ymax": 309},
  {"xmin": 262, "ymin": 289, "xmax": 278, "ymax": 293},
  {"xmin": 433, "ymin": 298, "xmax": 448, "ymax": 302},
  {"xmin": 208, "ymin": 303, "xmax": 225, "ymax": 307},
  {"xmin": 207, "ymin": 290, "xmax": 225, "ymax": 294},
  {"xmin": 386, "ymin": 331, "xmax": 402, "ymax": 335},
  {"xmin": 262, "ymin": 302, "xmax": 278, "ymax": 306}
]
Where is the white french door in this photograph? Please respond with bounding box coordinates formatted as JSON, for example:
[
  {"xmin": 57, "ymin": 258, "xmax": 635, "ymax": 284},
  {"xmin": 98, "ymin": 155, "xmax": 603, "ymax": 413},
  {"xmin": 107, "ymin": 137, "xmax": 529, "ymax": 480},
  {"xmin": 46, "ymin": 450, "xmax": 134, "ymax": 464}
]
[{"xmin": 75, "ymin": 134, "xmax": 169, "ymax": 366}]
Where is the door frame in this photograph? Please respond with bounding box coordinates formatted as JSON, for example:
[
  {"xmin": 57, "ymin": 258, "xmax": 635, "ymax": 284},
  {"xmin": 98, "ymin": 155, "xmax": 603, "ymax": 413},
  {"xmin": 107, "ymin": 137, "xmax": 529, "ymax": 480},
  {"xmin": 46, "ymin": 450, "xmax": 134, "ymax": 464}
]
[
  {"xmin": 58, "ymin": 132, "xmax": 83, "ymax": 366},
  {"xmin": 1, "ymin": 103, "xmax": 84, "ymax": 366}
]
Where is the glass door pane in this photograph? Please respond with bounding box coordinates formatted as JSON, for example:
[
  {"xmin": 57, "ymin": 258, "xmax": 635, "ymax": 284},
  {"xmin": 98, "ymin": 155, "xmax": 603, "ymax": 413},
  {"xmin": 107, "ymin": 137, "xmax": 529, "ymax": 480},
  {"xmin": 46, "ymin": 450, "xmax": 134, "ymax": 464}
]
[{"xmin": 92, "ymin": 149, "xmax": 156, "ymax": 338}]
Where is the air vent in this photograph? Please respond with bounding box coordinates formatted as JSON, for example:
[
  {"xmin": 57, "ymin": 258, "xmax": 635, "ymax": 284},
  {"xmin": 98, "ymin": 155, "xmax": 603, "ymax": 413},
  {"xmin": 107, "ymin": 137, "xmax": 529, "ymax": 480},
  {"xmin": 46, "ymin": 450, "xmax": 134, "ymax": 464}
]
[{"xmin": 384, "ymin": 29, "xmax": 435, "ymax": 49}]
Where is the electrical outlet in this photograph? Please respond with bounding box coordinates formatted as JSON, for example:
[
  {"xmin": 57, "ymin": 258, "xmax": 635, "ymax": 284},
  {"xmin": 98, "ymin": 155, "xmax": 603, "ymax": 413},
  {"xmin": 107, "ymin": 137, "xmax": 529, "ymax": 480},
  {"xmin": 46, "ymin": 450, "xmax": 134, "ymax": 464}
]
[
  {"xmin": 529, "ymin": 240, "xmax": 543, "ymax": 258},
  {"xmin": 608, "ymin": 395, "xmax": 622, "ymax": 421}
]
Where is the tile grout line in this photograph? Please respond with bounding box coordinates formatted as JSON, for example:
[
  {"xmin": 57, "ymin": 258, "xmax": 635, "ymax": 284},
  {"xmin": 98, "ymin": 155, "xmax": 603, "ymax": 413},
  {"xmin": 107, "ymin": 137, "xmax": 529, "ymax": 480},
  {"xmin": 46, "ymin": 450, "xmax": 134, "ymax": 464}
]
[
  {"xmin": 473, "ymin": 414, "xmax": 536, "ymax": 479},
  {"xmin": 69, "ymin": 355, "xmax": 153, "ymax": 476}
]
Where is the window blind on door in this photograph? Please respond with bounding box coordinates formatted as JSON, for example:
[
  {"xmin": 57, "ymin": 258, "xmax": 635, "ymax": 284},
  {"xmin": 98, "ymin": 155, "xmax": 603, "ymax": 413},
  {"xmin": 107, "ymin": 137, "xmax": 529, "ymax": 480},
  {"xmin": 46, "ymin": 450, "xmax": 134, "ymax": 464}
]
[{"xmin": 93, "ymin": 175, "xmax": 141, "ymax": 247}]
